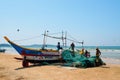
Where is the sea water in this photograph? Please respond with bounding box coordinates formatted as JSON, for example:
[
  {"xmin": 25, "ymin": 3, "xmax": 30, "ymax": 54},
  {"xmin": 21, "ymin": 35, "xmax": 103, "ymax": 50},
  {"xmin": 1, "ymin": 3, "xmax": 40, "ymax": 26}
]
[
  {"xmin": 1, "ymin": 45, "xmax": 120, "ymax": 64},
  {"xmin": 76, "ymin": 46, "xmax": 120, "ymax": 64}
]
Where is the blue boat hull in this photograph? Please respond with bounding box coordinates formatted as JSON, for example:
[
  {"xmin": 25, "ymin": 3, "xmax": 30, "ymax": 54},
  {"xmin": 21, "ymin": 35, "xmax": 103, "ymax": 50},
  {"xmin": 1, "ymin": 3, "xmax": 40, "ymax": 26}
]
[{"xmin": 4, "ymin": 36, "xmax": 62, "ymax": 64}]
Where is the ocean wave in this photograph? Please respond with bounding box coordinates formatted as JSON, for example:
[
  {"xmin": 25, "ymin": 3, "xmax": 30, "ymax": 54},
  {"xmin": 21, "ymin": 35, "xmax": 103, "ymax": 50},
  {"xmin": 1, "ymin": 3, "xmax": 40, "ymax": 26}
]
[{"xmin": 102, "ymin": 57, "xmax": 120, "ymax": 64}]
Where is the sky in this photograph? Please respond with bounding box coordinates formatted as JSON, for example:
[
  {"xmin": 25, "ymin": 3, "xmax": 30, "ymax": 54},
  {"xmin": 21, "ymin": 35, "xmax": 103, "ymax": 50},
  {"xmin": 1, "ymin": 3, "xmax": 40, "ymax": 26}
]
[{"xmin": 0, "ymin": 0, "xmax": 120, "ymax": 46}]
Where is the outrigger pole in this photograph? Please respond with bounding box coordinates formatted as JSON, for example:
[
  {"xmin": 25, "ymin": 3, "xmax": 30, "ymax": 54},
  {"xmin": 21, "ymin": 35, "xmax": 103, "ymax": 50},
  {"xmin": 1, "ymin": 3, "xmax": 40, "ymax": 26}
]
[
  {"xmin": 65, "ymin": 31, "xmax": 67, "ymax": 48},
  {"xmin": 42, "ymin": 30, "xmax": 49, "ymax": 49},
  {"xmin": 62, "ymin": 31, "xmax": 67, "ymax": 48},
  {"xmin": 62, "ymin": 31, "xmax": 64, "ymax": 47}
]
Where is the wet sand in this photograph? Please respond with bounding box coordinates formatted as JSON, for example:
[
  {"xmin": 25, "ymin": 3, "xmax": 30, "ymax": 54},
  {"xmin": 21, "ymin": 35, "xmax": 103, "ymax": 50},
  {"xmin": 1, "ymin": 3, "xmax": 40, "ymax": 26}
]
[{"xmin": 0, "ymin": 53, "xmax": 120, "ymax": 80}]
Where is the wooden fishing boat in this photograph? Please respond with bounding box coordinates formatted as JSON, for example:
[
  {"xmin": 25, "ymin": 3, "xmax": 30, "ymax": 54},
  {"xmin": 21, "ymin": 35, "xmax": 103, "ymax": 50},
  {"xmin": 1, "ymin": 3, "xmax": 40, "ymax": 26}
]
[
  {"xmin": 4, "ymin": 36, "xmax": 63, "ymax": 67},
  {"xmin": 4, "ymin": 31, "xmax": 84, "ymax": 67}
]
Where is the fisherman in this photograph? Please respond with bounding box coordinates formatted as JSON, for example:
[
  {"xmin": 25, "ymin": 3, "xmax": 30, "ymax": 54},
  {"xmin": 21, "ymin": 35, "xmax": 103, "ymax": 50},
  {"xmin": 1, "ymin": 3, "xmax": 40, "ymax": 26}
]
[
  {"xmin": 96, "ymin": 47, "xmax": 101, "ymax": 58},
  {"xmin": 95, "ymin": 47, "xmax": 101, "ymax": 66},
  {"xmin": 22, "ymin": 56, "xmax": 29, "ymax": 67},
  {"xmin": 57, "ymin": 42, "xmax": 62, "ymax": 51},
  {"xmin": 69, "ymin": 42, "xmax": 75, "ymax": 57},
  {"xmin": 70, "ymin": 42, "xmax": 75, "ymax": 52},
  {"xmin": 84, "ymin": 50, "xmax": 90, "ymax": 58},
  {"xmin": 80, "ymin": 48, "xmax": 84, "ymax": 55}
]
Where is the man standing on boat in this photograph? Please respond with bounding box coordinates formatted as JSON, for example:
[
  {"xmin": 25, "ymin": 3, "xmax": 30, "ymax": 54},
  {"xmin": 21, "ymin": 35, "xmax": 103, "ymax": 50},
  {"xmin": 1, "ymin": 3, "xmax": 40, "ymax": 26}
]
[{"xmin": 57, "ymin": 42, "xmax": 62, "ymax": 51}]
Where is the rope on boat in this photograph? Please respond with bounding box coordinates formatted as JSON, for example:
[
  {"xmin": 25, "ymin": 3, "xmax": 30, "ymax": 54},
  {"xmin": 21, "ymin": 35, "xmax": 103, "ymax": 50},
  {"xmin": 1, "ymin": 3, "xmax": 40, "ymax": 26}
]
[
  {"xmin": 12, "ymin": 31, "xmax": 84, "ymax": 47},
  {"xmin": 13, "ymin": 35, "xmax": 42, "ymax": 42}
]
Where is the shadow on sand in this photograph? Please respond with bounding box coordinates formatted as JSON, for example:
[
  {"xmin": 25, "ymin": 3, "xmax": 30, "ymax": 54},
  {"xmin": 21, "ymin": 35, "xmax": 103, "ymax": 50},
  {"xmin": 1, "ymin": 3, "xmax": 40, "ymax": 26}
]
[
  {"xmin": 15, "ymin": 63, "xmax": 63, "ymax": 70},
  {"xmin": 100, "ymin": 66, "xmax": 110, "ymax": 68},
  {"xmin": 15, "ymin": 62, "xmax": 109, "ymax": 70}
]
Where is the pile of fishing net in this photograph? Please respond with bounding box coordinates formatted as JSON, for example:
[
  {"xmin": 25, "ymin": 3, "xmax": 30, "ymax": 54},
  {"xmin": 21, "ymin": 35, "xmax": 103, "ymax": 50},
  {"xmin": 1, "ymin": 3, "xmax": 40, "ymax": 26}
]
[{"xmin": 61, "ymin": 50, "xmax": 105, "ymax": 68}]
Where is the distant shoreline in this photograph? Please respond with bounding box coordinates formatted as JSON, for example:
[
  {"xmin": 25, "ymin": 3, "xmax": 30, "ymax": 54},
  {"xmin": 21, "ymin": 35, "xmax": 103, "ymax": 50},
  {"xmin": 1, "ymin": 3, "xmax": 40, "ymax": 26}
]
[{"xmin": 1, "ymin": 43, "xmax": 120, "ymax": 49}]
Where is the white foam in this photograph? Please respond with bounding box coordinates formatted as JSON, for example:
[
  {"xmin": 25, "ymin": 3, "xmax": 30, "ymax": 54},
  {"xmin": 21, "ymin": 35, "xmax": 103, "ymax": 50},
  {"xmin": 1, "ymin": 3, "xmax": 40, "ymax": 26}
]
[{"xmin": 102, "ymin": 57, "xmax": 120, "ymax": 64}]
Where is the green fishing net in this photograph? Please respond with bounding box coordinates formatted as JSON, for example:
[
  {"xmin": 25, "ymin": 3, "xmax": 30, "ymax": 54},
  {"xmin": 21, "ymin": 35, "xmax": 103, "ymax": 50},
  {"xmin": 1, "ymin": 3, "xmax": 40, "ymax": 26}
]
[{"xmin": 61, "ymin": 50, "xmax": 105, "ymax": 68}]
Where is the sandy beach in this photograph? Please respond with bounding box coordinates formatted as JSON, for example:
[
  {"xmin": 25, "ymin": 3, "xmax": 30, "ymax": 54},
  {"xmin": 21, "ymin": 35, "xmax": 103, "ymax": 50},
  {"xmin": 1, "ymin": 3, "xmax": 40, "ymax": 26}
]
[{"xmin": 0, "ymin": 53, "xmax": 120, "ymax": 80}]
